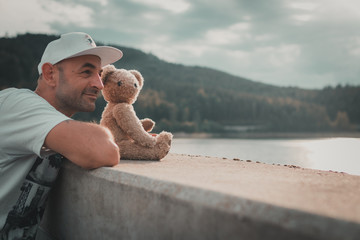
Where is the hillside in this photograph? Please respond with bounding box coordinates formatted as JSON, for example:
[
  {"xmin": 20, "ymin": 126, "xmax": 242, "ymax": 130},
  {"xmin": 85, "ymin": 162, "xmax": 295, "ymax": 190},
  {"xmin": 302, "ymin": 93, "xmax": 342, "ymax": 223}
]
[{"xmin": 1, "ymin": 33, "xmax": 359, "ymax": 133}]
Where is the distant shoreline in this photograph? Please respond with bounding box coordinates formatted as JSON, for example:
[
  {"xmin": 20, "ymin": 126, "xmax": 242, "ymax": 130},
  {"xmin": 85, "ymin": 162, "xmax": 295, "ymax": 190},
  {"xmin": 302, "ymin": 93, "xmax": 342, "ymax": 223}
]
[{"xmin": 173, "ymin": 131, "xmax": 360, "ymax": 139}]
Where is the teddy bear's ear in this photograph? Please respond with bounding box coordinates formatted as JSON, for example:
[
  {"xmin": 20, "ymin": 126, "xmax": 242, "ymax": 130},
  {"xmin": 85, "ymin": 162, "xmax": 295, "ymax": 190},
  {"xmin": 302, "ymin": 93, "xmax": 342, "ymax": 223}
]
[
  {"xmin": 101, "ymin": 65, "xmax": 116, "ymax": 84},
  {"xmin": 130, "ymin": 70, "xmax": 144, "ymax": 88}
]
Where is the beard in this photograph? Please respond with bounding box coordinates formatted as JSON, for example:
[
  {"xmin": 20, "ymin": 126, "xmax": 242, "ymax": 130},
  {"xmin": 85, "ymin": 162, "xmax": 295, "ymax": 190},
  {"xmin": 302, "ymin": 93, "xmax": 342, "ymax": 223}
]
[
  {"xmin": 56, "ymin": 87, "xmax": 99, "ymax": 114},
  {"xmin": 55, "ymin": 70, "xmax": 100, "ymax": 115}
]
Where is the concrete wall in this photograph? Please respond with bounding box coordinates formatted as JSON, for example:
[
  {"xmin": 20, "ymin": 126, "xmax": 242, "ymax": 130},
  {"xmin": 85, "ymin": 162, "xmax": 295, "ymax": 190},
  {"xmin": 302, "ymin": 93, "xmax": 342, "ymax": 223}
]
[{"xmin": 40, "ymin": 154, "xmax": 360, "ymax": 240}]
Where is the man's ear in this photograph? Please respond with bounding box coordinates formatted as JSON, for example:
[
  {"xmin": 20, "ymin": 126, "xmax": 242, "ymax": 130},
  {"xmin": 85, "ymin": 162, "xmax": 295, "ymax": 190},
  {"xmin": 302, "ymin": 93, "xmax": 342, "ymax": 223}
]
[{"xmin": 41, "ymin": 63, "xmax": 57, "ymax": 87}]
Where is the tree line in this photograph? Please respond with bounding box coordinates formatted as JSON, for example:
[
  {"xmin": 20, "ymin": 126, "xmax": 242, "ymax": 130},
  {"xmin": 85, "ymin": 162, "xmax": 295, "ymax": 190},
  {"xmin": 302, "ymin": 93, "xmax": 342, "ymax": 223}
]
[{"xmin": 1, "ymin": 33, "xmax": 359, "ymax": 133}]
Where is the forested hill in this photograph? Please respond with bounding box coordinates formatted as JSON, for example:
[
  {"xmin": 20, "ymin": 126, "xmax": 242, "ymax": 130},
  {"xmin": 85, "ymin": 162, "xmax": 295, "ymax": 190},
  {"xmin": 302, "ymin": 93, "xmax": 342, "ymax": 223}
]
[{"xmin": 1, "ymin": 33, "xmax": 359, "ymax": 133}]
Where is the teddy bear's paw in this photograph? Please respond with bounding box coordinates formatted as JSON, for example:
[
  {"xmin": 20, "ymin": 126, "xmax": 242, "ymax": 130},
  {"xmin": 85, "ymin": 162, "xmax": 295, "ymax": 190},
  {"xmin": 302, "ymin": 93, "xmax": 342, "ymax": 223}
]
[
  {"xmin": 141, "ymin": 118, "xmax": 155, "ymax": 132},
  {"xmin": 157, "ymin": 131, "xmax": 173, "ymax": 145},
  {"xmin": 154, "ymin": 141, "xmax": 171, "ymax": 160}
]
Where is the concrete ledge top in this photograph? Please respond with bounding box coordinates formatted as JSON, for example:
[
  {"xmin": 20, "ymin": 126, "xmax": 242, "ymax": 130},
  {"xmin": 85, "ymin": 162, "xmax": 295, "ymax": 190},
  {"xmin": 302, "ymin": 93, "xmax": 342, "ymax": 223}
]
[{"xmin": 86, "ymin": 153, "xmax": 360, "ymax": 224}]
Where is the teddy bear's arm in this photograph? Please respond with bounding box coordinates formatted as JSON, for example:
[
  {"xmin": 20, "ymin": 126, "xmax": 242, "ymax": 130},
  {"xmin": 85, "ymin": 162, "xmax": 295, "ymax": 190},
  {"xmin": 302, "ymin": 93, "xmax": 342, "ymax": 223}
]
[
  {"xmin": 141, "ymin": 118, "xmax": 155, "ymax": 132},
  {"xmin": 113, "ymin": 104, "xmax": 156, "ymax": 147}
]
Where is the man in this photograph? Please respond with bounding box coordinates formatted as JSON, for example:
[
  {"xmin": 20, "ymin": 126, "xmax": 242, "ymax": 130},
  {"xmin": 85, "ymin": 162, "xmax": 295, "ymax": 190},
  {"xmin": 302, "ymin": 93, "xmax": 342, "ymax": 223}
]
[{"xmin": 0, "ymin": 32, "xmax": 122, "ymax": 239}]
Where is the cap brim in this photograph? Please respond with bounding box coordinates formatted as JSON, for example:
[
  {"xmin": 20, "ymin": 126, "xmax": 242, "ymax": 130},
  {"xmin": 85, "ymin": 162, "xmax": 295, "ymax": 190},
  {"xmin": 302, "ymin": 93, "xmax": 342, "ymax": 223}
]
[{"xmin": 67, "ymin": 46, "xmax": 123, "ymax": 66}]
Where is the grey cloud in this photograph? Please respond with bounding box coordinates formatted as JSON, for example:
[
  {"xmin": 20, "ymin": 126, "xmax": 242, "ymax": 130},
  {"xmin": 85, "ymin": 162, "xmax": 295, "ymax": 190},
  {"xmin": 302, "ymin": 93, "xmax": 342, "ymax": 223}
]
[{"xmin": 15, "ymin": 0, "xmax": 360, "ymax": 87}]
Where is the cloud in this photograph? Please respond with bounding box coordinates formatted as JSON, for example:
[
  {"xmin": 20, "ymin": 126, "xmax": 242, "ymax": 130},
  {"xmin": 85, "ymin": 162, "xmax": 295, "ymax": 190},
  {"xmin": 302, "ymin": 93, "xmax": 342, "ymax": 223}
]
[
  {"xmin": 288, "ymin": 2, "xmax": 318, "ymax": 11},
  {"xmin": 87, "ymin": 0, "xmax": 108, "ymax": 6},
  {"xmin": 1, "ymin": 0, "xmax": 360, "ymax": 88},
  {"xmin": 0, "ymin": 0, "xmax": 94, "ymax": 36},
  {"xmin": 205, "ymin": 22, "xmax": 251, "ymax": 45},
  {"xmin": 131, "ymin": 0, "xmax": 191, "ymax": 13},
  {"xmin": 347, "ymin": 37, "xmax": 360, "ymax": 56},
  {"xmin": 256, "ymin": 44, "xmax": 301, "ymax": 67}
]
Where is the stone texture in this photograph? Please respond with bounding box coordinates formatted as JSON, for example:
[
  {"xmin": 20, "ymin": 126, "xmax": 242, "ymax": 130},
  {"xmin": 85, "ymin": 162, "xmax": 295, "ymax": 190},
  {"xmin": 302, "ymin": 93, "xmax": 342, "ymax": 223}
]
[{"xmin": 41, "ymin": 153, "xmax": 360, "ymax": 240}]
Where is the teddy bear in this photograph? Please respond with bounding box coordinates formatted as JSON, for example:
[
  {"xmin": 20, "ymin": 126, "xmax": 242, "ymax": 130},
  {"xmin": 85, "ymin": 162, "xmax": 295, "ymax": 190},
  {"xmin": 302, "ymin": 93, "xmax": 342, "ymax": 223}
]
[{"xmin": 100, "ymin": 65, "xmax": 173, "ymax": 160}]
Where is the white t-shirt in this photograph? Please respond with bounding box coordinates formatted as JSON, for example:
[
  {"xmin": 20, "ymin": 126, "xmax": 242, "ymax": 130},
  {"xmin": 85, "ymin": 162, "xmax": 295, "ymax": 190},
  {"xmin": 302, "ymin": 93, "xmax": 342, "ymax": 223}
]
[{"xmin": 0, "ymin": 88, "xmax": 70, "ymax": 239}]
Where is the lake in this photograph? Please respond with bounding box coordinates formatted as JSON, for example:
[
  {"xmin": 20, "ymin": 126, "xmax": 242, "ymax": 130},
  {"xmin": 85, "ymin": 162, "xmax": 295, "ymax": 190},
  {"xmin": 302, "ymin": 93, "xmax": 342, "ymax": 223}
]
[{"xmin": 170, "ymin": 137, "xmax": 360, "ymax": 176}]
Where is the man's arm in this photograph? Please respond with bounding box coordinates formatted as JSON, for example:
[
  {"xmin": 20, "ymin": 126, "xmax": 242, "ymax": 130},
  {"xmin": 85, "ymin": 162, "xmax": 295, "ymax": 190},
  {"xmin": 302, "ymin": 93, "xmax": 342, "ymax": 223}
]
[{"xmin": 44, "ymin": 120, "xmax": 120, "ymax": 169}]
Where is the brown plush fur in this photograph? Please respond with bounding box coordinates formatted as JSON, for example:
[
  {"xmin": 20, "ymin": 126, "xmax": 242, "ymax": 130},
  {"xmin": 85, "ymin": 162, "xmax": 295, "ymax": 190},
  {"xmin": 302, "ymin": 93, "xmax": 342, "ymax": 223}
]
[{"xmin": 100, "ymin": 65, "xmax": 173, "ymax": 160}]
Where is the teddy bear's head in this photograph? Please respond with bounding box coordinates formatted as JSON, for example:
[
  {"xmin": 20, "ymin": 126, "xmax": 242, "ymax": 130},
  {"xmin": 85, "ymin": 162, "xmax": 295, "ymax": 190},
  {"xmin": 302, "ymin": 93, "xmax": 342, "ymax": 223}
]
[{"xmin": 101, "ymin": 65, "xmax": 144, "ymax": 104}]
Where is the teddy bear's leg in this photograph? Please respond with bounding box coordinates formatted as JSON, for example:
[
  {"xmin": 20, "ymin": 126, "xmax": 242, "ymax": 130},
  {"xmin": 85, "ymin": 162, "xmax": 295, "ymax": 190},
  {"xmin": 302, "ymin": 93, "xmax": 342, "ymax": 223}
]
[{"xmin": 118, "ymin": 140, "xmax": 163, "ymax": 160}]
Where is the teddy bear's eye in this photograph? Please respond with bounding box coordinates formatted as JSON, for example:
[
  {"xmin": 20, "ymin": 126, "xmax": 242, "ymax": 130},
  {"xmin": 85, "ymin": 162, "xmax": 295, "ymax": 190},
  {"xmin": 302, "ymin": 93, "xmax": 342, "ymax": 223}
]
[
  {"xmin": 117, "ymin": 81, "xmax": 122, "ymax": 86},
  {"xmin": 134, "ymin": 83, "xmax": 138, "ymax": 88}
]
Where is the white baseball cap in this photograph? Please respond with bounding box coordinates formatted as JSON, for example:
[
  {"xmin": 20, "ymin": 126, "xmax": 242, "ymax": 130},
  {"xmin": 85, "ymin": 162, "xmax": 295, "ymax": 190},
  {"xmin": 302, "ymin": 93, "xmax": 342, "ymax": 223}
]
[{"xmin": 38, "ymin": 32, "xmax": 123, "ymax": 74}]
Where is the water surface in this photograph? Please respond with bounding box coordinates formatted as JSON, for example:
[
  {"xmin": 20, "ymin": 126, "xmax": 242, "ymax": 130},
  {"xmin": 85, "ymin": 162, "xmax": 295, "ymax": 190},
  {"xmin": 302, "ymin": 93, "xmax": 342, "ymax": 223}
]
[{"xmin": 170, "ymin": 138, "xmax": 360, "ymax": 176}]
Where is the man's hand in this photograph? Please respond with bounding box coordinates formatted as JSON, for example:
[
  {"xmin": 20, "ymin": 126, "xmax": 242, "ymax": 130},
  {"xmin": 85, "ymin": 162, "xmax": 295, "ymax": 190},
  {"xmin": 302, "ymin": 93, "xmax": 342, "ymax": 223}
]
[{"xmin": 44, "ymin": 120, "xmax": 120, "ymax": 169}]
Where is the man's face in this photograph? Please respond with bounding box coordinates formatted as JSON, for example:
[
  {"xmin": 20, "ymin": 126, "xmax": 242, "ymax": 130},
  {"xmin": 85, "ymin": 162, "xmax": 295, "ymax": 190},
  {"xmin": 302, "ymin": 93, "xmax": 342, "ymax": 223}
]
[{"xmin": 54, "ymin": 55, "xmax": 103, "ymax": 116}]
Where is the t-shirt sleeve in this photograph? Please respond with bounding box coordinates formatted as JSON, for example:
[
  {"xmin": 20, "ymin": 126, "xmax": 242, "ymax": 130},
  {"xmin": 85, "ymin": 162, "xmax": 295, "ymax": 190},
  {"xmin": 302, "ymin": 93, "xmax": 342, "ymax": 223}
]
[{"xmin": 0, "ymin": 89, "xmax": 71, "ymax": 157}]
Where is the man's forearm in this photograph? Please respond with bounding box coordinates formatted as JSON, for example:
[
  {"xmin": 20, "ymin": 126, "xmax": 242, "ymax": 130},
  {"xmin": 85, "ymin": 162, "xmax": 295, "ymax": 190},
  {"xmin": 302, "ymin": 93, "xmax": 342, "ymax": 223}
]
[{"xmin": 45, "ymin": 120, "xmax": 120, "ymax": 169}]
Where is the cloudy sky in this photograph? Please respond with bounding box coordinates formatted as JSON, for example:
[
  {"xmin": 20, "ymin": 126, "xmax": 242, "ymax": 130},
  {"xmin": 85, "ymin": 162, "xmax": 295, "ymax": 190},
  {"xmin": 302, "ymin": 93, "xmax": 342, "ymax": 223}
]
[{"xmin": 1, "ymin": 0, "xmax": 360, "ymax": 89}]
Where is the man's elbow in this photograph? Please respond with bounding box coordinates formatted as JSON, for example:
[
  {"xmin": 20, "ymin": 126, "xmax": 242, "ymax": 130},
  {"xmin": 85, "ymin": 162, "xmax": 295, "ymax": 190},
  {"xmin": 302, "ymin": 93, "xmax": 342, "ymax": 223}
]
[
  {"xmin": 104, "ymin": 143, "xmax": 120, "ymax": 167},
  {"xmin": 83, "ymin": 143, "xmax": 120, "ymax": 170}
]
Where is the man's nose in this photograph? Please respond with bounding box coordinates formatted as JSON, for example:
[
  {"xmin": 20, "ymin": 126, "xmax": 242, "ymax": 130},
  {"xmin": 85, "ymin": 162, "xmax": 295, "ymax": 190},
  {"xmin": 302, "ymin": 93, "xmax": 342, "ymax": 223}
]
[{"xmin": 91, "ymin": 73, "xmax": 104, "ymax": 90}]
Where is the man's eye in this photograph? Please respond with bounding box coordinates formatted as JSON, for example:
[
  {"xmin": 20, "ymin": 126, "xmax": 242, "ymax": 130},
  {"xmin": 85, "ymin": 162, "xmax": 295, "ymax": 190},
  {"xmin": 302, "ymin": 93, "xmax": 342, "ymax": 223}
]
[{"xmin": 81, "ymin": 70, "xmax": 93, "ymax": 76}]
